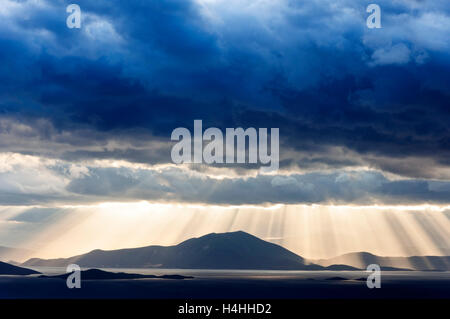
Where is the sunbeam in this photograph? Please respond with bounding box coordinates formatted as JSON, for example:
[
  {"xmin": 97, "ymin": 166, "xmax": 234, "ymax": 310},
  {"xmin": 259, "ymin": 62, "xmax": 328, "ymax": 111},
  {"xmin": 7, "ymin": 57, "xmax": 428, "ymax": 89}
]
[{"xmin": 4, "ymin": 202, "xmax": 448, "ymax": 261}]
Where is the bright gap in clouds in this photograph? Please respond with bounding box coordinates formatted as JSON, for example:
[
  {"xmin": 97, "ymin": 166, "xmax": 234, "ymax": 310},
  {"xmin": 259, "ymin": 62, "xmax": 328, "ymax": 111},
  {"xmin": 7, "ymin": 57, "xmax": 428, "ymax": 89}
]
[{"xmin": 1, "ymin": 202, "xmax": 448, "ymax": 261}]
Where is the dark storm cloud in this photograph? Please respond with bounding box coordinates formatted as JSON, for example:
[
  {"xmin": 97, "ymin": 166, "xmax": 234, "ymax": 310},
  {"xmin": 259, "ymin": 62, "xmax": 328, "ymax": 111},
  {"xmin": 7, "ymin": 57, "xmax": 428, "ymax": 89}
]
[{"xmin": 0, "ymin": 0, "xmax": 449, "ymax": 179}]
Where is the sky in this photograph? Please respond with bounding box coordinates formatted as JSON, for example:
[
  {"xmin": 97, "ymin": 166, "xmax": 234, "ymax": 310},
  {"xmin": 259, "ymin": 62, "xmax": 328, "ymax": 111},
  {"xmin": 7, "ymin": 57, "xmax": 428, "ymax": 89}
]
[{"xmin": 0, "ymin": 0, "xmax": 449, "ymax": 260}]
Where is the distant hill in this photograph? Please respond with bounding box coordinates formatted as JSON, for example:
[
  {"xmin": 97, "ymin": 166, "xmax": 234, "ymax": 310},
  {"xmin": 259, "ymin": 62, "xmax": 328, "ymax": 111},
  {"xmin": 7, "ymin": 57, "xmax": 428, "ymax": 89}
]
[
  {"xmin": 0, "ymin": 261, "xmax": 40, "ymax": 275},
  {"xmin": 311, "ymin": 252, "xmax": 450, "ymax": 271},
  {"xmin": 0, "ymin": 246, "xmax": 34, "ymax": 263},
  {"xmin": 39, "ymin": 268, "xmax": 192, "ymax": 280},
  {"xmin": 23, "ymin": 231, "xmax": 354, "ymax": 270}
]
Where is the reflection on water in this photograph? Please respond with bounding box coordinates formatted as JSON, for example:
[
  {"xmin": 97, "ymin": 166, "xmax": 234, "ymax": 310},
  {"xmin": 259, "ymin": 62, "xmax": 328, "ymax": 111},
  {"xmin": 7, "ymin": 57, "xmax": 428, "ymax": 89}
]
[{"xmin": 27, "ymin": 267, "xmax": 450, "ymax": 280}]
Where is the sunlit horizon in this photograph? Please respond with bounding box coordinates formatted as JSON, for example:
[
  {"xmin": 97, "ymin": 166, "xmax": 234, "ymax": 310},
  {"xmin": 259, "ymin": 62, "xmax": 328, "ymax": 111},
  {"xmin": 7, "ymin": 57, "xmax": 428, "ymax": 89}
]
[{"xmin": 1, "ymin": 201, "xmax": 448, "ymax": 262}]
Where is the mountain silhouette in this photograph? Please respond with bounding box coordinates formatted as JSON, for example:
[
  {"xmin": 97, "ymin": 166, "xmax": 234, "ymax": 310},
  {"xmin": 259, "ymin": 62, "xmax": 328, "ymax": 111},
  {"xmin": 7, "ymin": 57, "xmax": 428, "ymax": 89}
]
[
  {"xmin": 311, "ymin": 252, "xmax": 450, "ymax": 271},
  {"xmin": 23, "ymin": 231, "xmax": 354, "ymax": 270},
  {"xmin": 0, "ymin": 261, "xmax": 40, "ymax": 275},
  {"xmin": 39, "ymin": 268, "xmax": 192, "ymax": 280}
]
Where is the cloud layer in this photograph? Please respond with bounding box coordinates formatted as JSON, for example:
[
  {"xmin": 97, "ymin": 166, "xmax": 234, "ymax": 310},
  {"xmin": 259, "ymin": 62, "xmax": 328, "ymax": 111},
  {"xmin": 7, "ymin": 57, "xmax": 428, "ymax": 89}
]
[
  {"xmin": 1, "ymin": 153, "xmax": 450, "ymax": 206},
  {"xmin": 0, "ymin": 0, "xmax": 449, "ymax": 205}
]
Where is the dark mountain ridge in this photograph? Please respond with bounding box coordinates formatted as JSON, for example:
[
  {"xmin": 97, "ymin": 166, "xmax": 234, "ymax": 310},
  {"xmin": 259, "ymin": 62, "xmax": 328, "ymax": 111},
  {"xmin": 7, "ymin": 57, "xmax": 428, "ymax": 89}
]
[
  {"xmin": 39, "ymin": 268, "xmax": 192, "ymax": 280},
  {"xmin": 23, "ymin": 231, "xmax": 444, "ymax": 271},
  {"xmin": 23, "ymin": 231, "xmax": 350, "ymax": 270},
  {"xmin": 0, "ymin": 261, "xmax": 40, "ymax": 275},
  {"xmin": 311, "ymin": 251, "xmax": 450, "ymax": 271}
]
